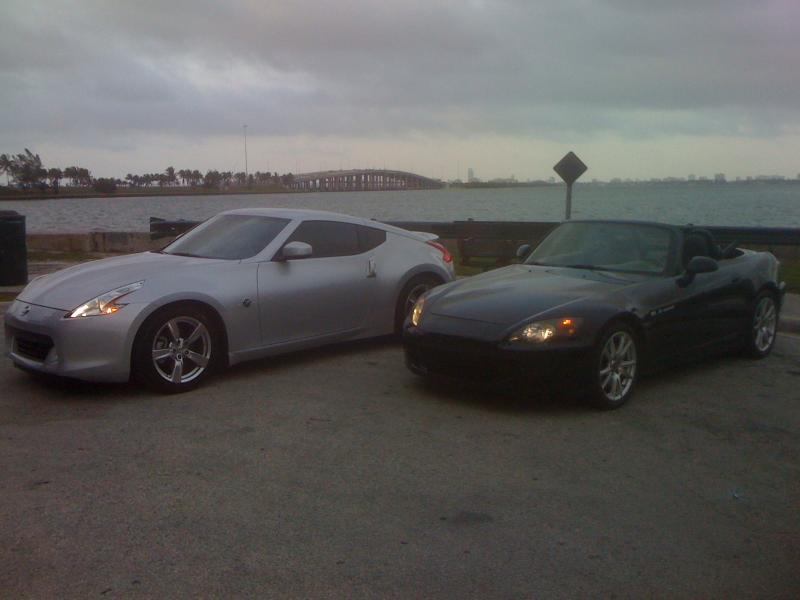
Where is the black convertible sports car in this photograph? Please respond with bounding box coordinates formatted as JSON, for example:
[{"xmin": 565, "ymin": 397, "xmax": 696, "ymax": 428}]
[{"xmin": 403, "ymin": 220, "xmax": 785, "ymax": 409}]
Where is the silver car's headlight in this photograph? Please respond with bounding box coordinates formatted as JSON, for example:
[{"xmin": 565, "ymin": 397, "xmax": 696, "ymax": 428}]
[
  {"xmin": 67, "ymin": 281, "xmax": 144, "ymax": 318},
  {"xmin": 508, "ymin": 317, "xmax": 583, "ymax": 343},
  {"xmin": 410, "ymin": 296, "xmax": 425, "ymax": 327}
]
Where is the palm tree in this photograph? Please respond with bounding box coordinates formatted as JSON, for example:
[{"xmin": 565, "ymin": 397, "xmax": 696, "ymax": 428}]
[
  {"xmin": 47, "ymin": 167, "xmax": 62, "ymax": 186},
  {"xmin": 77, "ymin": 167, "xmax": 92, "ymax": 187},
  {"xmin": 203, "ymin": 170, "xmax": 222, "ymax": 189},
  {"xmin": 0, "ymin": 154, "xmax": 11, "ymax": 185},
  {"xmin": 63, "ymin": 167, "xmax": 78, "ymax": 186}
]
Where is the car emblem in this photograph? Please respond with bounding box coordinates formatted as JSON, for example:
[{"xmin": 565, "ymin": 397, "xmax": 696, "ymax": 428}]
[{"xmin": 20, "ymin": 305, "xmax": 31, "ymax": 316}]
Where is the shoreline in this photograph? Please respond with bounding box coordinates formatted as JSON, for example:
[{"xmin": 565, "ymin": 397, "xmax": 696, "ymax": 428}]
[{"xmin": 0, "ymin": 186, "xmax": 299, "ymax": 201}]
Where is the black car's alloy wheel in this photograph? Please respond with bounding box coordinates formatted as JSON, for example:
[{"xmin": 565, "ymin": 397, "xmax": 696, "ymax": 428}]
[
  {"xmin": 133, "ymin": 305, "xmax": 220, "ymax": 393},
  {"xmin": 745, "ymin": 291, "xmax": 778, "ymax": 358},
  {"xmin": 589, "ymin": 323, "xmax": 639, "ymax": 409}
]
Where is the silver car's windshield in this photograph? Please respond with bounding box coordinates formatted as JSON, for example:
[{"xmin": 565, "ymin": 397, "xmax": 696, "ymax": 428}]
[
  {"xmin": 526, "ymin": 222, "xmax": 673, "ymax": 275},
  {"xmin": 163, "ymin": 214, "xmax": 290, "ymax": 260}
]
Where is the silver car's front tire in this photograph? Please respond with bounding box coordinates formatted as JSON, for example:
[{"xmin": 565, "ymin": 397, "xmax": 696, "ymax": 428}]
[{"xmin": 132, "ymin": 305, "xmax": 220, "ymax": 393}]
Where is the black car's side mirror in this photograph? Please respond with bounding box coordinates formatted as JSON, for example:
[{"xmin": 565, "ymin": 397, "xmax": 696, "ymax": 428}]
[
  {"xmin": 677, "ymin": 256, "xmax": 718, "ymax": 287},
  {"xmin": 516, "ymin": 244, "xmax": 531, "ymax": 260}
]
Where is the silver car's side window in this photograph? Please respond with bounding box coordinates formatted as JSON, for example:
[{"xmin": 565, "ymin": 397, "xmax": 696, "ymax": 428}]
[{"xmin": 283, "ymin": 221, "xmax": 361, "ymax": 259}]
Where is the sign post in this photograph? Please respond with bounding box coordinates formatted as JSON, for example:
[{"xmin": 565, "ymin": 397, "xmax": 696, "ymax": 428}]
[{"xmin": 553, "ymin": 151, "xmax": 588, "ymax": 220}]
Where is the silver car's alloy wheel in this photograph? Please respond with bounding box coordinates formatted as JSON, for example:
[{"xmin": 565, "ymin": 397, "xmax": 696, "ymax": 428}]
[
  {"xmin": 752, "ymin": 295, "xmax": 777, "ymax": 353},
  {"xmin": 404, "ymin": 283, "xmax": 433, "ymax": 317},
  {"xmin": 598, "ymin": 331, "xmax": 637, "ymax": 402},
  {"xmin": 151, "ymin": 317, "xmax": 212, "ymax": 384}
]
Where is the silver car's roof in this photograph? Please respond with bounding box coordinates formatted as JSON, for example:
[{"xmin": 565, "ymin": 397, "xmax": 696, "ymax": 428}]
[{"xmin": 218, "ymin": 208, "xmax": 429, "ymax": 241}]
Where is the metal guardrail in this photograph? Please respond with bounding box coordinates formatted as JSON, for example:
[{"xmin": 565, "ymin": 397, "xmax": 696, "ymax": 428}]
[{"xmin": 150, "ymin": 217, "xmax": 800, "ymax": 248}]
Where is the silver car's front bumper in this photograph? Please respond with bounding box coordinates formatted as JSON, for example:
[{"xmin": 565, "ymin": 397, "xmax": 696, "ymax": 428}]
[{"xmin": 4, "ymin": 300, "xmax": 148, "ymax": 383}]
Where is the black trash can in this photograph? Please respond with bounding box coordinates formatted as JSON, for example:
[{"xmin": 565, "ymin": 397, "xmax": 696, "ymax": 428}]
[{"xmin": 0, "ymin": 210, "xmax": 28, "ymax": 286}]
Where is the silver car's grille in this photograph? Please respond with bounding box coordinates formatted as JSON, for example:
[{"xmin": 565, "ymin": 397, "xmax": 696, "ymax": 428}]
[{"xmin": 8, "ymin": 326, "xmax": 54, "ymax": 362}]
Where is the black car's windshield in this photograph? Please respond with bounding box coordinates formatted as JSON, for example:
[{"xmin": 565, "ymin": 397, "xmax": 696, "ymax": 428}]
[
  {"xmin": 162, "ymin": 214, "xmax": 290, "ymax": 259},
  {"xmin": 526, "ymin": 222, "xmax": 673, "ymax": 275}
]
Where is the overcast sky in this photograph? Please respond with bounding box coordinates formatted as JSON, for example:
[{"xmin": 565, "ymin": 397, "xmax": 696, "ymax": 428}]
[{"xmin": 1, "ymin": 0, "xmax": 799, "ymax": 180}]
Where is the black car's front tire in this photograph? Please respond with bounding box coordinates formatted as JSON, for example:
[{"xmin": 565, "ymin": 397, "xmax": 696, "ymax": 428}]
[
  {"xmin": 132, "ymin": 305, "xmax": 221, "ymax": 393},
  {"xmin": 587, "ymin": 322, "xmax": 640, "ymax": 410},
  {"xmin": 743, "ymin": 290, "xmax": 778, "ymax": 359}
]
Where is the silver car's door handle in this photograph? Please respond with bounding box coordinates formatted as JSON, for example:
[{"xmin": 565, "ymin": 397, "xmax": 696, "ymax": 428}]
[{"xmin": 367, "ymin": 257, "xmax": 377, "ymax": 278}]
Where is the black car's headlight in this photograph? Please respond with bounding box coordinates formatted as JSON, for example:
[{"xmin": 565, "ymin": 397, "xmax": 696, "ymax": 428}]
[
  {"xmin": 508, "ymin": 317, "xmax": 583, "ymax": 343},
  {"xmin": 410, "ymin": 296, "xmax": 425, "ymax": 327},
  {"xmin": 67, "ymin": 281, "xmax": 144, "ymax": 318}
]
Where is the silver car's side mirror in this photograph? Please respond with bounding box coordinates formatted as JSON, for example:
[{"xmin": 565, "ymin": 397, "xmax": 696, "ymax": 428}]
[
  {"xmin": 280, "ymin": 241, "xmax": 313, "ymax": 260},
  {"xmin": 516, "ymin": 244, "xmax": 531, "ymax": 260}
]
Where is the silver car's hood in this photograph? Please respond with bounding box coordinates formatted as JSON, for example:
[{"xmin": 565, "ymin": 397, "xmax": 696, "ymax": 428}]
[{"xmin": 17, "ymin": 252, "xmax": 218, "ymax": 310}]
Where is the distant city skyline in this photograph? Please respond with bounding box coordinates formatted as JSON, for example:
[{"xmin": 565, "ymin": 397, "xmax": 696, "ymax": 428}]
[{"xmin": 1, "ymin": 2, "xmax": 799, "ymax": 182}]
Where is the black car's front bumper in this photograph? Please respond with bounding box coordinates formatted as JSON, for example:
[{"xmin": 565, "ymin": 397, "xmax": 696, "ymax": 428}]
[{"xmin": 403, "ymin": 326, "xmax": 593, "ymax": 389}]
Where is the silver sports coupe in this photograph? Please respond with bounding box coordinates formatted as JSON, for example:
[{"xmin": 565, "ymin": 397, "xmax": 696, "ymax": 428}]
[{"xmin": 5, "ymin": 208, "xmax": 454, "ymax": 392}]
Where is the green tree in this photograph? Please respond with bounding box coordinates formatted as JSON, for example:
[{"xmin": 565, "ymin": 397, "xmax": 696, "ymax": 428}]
[{"xmin": 4, "ymin": 149, "xmax": 47, "ymax": 187}]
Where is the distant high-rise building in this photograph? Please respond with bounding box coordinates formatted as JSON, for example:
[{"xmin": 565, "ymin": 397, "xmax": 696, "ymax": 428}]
[
  {"xmin": 467, "ymin": 168, "xmax": 476, "ymax": 183},
  {"xmin": 688, "ymin": 174, "xmax": 696, "ymax": 181},
  {"xmin": 714, "ymin": 173, "xmax": 726, "ymax": 183}
]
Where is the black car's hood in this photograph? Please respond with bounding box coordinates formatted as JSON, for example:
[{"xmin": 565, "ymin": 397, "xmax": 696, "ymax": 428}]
[{"xmin": 429, "ymin": 264, "xmax": 637, "ymax": 325}]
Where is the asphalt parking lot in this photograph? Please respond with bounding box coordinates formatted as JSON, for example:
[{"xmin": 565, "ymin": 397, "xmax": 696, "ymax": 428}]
[{"xmin": 1, "ymin": 332, "xmax": 799, "ymax": 599}]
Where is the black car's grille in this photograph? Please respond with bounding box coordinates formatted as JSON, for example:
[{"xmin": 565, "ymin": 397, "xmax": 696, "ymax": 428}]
[
  {"xmin": 406, "ymin": 335, "xmax": 503, "ymax": 381},
  {"xmin": 9, "ymin": 327, "xmax": 54, "ymax": 362}
]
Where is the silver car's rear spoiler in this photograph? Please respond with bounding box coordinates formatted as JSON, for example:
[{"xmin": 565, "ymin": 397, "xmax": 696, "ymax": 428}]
[{"xmin": 410, "ymin": 231, "xmax": 439, "ymax": 242}]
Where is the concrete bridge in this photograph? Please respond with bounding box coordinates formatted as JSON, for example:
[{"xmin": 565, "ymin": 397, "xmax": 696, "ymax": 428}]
[{"xmin": 290, "ymin": 169, "xmax": 442, "ymax": 192}]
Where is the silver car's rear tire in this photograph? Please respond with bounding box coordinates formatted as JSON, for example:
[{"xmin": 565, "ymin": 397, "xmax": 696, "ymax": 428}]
[{"xmin": 132, "ymin": 305, "xmax": 221, "ymax": 393}]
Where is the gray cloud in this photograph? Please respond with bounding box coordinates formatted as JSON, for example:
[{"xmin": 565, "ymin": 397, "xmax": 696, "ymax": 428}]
[{"xmin": 1, "ymin": 0, "xmax": 798, "ymax": 149}]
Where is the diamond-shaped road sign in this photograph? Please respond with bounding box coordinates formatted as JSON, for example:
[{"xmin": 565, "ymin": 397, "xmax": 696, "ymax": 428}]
[{"xmin": 553, "ymin": 151, "xmax": 588, "ymax": 185}]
